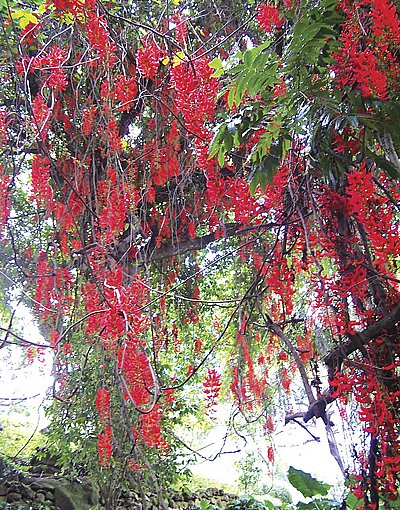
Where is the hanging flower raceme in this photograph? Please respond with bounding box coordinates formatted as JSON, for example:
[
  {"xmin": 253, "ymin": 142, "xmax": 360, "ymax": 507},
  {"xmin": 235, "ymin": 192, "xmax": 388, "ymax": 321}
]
[
  {"xmin": 136, "ymin": 404, "xmax": 169, "ymax": 450},
  {"xmin": 113, "ymin": 74, "xmax": 138, "ymax": 111},
  {"xmin": 85, "ymin": 14, "xmax": 117, "ymax": 65},
  {"xmin": 332, "ymin": 0, "xmax": 400, "ymax": 99},
  {"xmin": 257, "ymin": 3, "xmax": 284, "ymax": 32},
  {"xmin": 95, "ymin": 388, "xmax": 113, "ymax": 468},
  {"xmin": 0, "ymin": 165, "xmax": 11, "ymax": 236},
  {"xmin": 96, "ymin": 388, "xmax": 111, "ymax": 427},
  {"xmin": 136, "ymin": 40, "xmax": 165, "ymax": 79},
  {"xmin": 16, "ymin": 46, "xmax": 69, "ymax": 94},
  {"xmin": 0, "ymin": 109, "xmax": 9, "ymax": 149},
  {"xmin": 170, "ymin": 57, "xmax": 219, "ymax": 136},
  {"xmin": 203, "ymin": 368, "xmax": 221, "ymax": 416},
  {"xmin": 97, "ymin": 426, "xmax": 113, "ymax": 468},
  {"xmin": 30, "ymin": 155, "xmax": 54, "ymax": 211},
  {"xmin": 52, "ymin": 0, "xmax": 95, "ymax": 14}
]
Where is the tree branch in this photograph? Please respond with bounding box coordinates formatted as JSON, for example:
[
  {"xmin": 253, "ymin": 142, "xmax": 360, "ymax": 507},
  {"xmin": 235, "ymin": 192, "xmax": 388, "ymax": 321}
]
[
  {"xmin": 115, "ymin": 221, "xmax": 281, "ymax": 266},
  {"xmin": 324, "ymin": 304, "xmax": 400, "ymax": 378}
]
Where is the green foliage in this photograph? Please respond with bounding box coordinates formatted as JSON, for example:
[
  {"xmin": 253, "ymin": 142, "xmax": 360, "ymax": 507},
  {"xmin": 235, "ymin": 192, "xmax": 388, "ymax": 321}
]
[
  {"xmin": 226, "ymin": 496, "xmax": 270, "ymax": 509},
  {"xmin": 0, "ymin": 416, "xmax": 45, "ymax": 462},
  {"xmin": 267, "ymin": 486, "xmax": 292, "ymax": 505},
  {"xmin": 210, "ymin": 0, "xmax": 400, "ymax": 188},
  {"xmin": 287, "ymin": 467, "xmax": 330, "ymax": 499},
  {"xmin": 235, "ymin": 452, "xmax": 263, "ymax": 494},
  {"xmin": 0, "ymin": 504, "xmax": 52, "ymax": 510}
]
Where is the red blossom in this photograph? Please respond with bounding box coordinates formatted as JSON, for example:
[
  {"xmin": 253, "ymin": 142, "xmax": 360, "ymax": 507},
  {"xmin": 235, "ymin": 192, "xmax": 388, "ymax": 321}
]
[
  {"xmin": 137, "ymin": 404, "xmax": 168, "ymax": 450},
  {"xmin": 0, "ymin": 109, "xmax": 9, "ymax": 148},
  {"xmin": 30, "ymin": 155, "xmax": 54, "ymax": 211},
  {"xmin": 114, "ymin": 74, "xmax": 138, "ymax": 111},
  {"xmin": 203, "ymin": 367, "xmax": 221, "ymax": 416},
  {"xmin": 97, "ymin": 425, "xmax": 113, "ymax": 467},
  {"xmin": 370, "ymin": 0, "xmax": 400, "ymax": 43},
  {"xmin": 136, "ymin": 41, "xmax": 165, "ymax": 79},
  {"xmin": 85, "ymin": 14, "xmax": 117, "ymax": 65},
  {"xmin": 170, "ymin": 57, "xmax": 219, "ymax": 136},
  {"xmin": 257, "ymin": 3, "xmax": 284, "ymax": 32},
  {"xmin": 0, "ymin": 165, "xmax": 11, "ymax": 236},
  {"xmin": 31, "ymin": 94, "xmax": 51, "ymax": 141},
  {"xmin": 96, "ymin": 388, "xmax": 111, "ymax": 426},
  {"xmin": 82, "ymin": 105, "xmax": 97, "ymax": 136}
]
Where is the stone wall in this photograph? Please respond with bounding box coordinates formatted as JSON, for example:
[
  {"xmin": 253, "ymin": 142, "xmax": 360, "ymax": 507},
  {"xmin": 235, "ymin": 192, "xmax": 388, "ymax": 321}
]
[{"xmin": 0, "ymin": 461, "xmax": 237, "ymax": 510}]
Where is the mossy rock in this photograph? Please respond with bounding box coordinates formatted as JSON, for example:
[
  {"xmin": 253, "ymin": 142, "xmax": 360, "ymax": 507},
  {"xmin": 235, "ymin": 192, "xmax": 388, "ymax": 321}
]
[{"xmin": 54, "ymin": 480, "xmax": 99, "ymax": 510}]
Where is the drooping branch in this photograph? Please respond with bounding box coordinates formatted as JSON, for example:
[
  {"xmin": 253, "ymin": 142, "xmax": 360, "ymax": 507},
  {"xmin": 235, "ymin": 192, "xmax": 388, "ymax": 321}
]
[{"xmin": 264, "ymin": 316, "xmax": 316, "ymax": 406}]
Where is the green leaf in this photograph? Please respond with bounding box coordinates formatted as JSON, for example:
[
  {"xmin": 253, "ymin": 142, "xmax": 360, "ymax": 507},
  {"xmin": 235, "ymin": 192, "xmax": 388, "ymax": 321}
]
[
  {"xmin": 209, "ymin": 57, "xmax": 223, "ymax": 69},
  {"xmin": 250, "ymin": 170, "xmax": 267, "ymax": 195},
  {"xmin": 211, "ymin": 68, "xmax": 224, "ymax": 78},
  {"xmin": 287, "ymin": 467, "xmax": 330, "ymax": 498},
  {"xmin": 223, "ymin": 131, "xmax": 233, "ymax": 153},
  {"xmin": 209, "ymin": 125, "xmax": 226, "ymax": 158},
  {"xmin": 367, "ymin": 151, "xmax": 400, "ymax": 179},
  {"xmin": 244, "ymin": 49, "xmax": 253, "ymax": 67},
  {"xmin": 262, "ymin": 500, "xmax": 275, "ymax": 510},
  {"xmin": 297, "ymin": 499, "xmax": 338, "ymax": 509},
  {"xmin": 227, "ymin": 87, "xmax": 236, "ymax": 108},
  {"xmin": 235, "ymin": 73, "xmax": 248, "ymax": 105},
  {"xmin": 346, "ymin": 493, "xmax": 362, "ymax": 510},
  {"xmin": 217, "ymin": 148, "xmax": 225, "ymax": 166}
]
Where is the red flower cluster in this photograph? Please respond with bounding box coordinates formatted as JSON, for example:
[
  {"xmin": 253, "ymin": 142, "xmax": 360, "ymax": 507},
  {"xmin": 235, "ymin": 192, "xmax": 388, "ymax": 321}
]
[
  {"xmin": 85, "ymin": 14, "xmax": 117, "ymax": 65},
  {"xmin": 113, "ymin": 74, "xmax": 138, "ymax": 112},
  {"xmin": 170, "ymin": 57, "xmax": 219, "ymax": 136},
  {"xmin": 17, "ymin": 46, "xmax": 68, "ymax": 94},
  {"xmin": 0, "ymin": 109, "xmax": 9, "ymax": 148},
  {"xmin": 52, "ymin": 0, "xmax": 95, "ymax": 14},
  {"xmin": 96, "ymin": 167, "xmax": 138, "ymax": 244},
  {"xmin": 136, "ymin": 41, "xmax": 165, "ymax": 80},
  {"xmin": 31, "ymin": 94, "xmax": 51, "ymax": 141},
  {"xmin": 137, "ymin": 404, "xmax": 168, "ymax": 450},
  {"xmin": 257, "ymin": 3, "xmax": 284, "ymax": 32},
  {"xmin": 30, "ymin": 155, "xmax": 54, "ymax": 211},
  {"xmin": 331, "ymin": 356, "xmax": 400, "ymax": 501},
  {"xmin": 332, "ymin": 0, "xmax": 400, "ymax": 98},
  {"xmin": 96, "ymin": 389, "xmax": 111, "ymax": 426},
  {"xmin": 96, "ymin": 389, "xmax": 113, "ymax": 467},
  {"xmin": 97, "ymin": 426, "xmax": 113, "ymax": 468},
  {"xmin": 34, "ymin": 254, "xmax": 74, "ymax": 324},
  {"xmin": 203, "ymin": 368, "xmax": 221, "ymax": 416},
  {"xmin": 81, "ymin": 105, "xmax": 97, "ymax": 136},
  {"xmin": 0, "ymin": 165, "xmax": 10, "ymax": 236}
]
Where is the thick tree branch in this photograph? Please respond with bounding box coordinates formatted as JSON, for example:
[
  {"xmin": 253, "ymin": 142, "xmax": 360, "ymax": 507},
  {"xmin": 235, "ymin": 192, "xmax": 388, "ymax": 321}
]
[
  {"xmin": 285, "ymin": 305, "xmax": 400, "ymax": 426},
  {"xmin": 114, "ymin": 221, "xmax": 281, "ymax": 266},
  {"xmin": 324, "ymin": 304, "xmax": 400, "ymax": 378}
]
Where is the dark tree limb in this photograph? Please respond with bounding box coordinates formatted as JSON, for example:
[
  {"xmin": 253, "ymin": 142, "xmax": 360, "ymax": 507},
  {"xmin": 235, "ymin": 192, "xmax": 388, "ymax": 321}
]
[
  {"xmin": 324, "ymin": 303, "xmax": 400, "ymax": 379},
  {"xmin": 285, "ymin": 304, "xmax": 400, "ymax": 427},
  {"xmin": 115, "ymin": 220, "xmax": 282, "ymax": 266}
]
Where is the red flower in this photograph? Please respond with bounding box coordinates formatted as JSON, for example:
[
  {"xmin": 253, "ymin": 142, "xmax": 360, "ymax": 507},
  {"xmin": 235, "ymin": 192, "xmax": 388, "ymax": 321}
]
[
  {"xmin": 97, "ymin": 425, "xmax": 113, "ymax": 467},
  {"xmin": 0, "ymin": 165, "xmax": 11, "ymax": 236},
  {"xmin": 30, "ymin": 155, "xmax": 54, "ymax": 211},
  {"xmin": 96, "ymin": 388, "xmax": 111, "ymax": 426},
  {"xmin": 114, "ymin": 75, "xmax": 138, "ymax": 111},
  {"xmin": 257, "ymin": 3, "xmax": 284, "ymax": 32},
  {"xmin": 136, "ymin": 41, "xmax": 165, "ymax": 79},
  {"xmin": 203, "ymin": 368, "xmax": 222, "ymax": 415}
]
